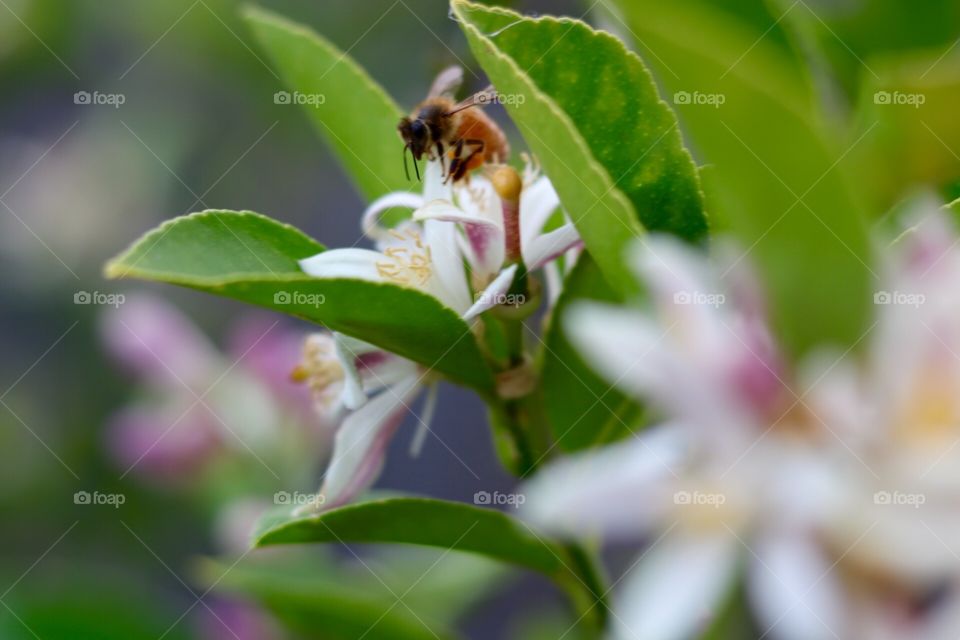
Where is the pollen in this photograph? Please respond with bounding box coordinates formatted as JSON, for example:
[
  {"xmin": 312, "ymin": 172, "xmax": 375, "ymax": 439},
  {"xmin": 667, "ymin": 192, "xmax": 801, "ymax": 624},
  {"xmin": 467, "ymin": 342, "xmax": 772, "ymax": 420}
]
[
  {"xmin": 376, "ymin": 229, "xmax": 433, "ymax": 287},
  {"xmin": 293, "ymin": 334, "xmax": 344, "ymax": 410}
]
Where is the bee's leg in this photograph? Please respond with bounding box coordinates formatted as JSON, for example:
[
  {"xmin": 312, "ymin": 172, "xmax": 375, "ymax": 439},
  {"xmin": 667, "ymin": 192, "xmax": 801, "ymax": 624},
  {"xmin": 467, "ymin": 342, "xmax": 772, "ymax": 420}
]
[
  {"xmin": 445, "ymin": 138, "xmax": 466, "ymax": 185},
  {"xmin": 435, "ymin": 142, "xmax": 446, "ymax": 176},
  {"xmin": 451, "ymin": 139, "xmax": 485, "ymax": 182}
]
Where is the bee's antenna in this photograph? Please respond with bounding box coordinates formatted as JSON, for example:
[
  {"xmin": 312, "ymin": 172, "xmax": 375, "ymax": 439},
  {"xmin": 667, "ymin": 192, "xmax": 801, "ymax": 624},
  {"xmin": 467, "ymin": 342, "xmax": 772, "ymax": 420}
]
[
  {"xmin": 403, "ymin": 144, "xmax": 411, "ymax": 181},
  {"xmin": 413, "ymin": 151, "xmax": 421, "ymax": 181}
]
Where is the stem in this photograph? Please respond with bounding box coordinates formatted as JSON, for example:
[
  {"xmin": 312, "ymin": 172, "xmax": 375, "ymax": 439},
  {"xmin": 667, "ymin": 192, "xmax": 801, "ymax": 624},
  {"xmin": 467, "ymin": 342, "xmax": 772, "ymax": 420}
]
[{"xmin": 558, "ymin": 542, "xmax": 609, "ymax": 637}]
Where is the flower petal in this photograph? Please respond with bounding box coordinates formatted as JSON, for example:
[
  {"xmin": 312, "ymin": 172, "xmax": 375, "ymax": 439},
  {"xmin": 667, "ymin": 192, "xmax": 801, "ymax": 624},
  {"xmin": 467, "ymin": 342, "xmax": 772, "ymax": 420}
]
[
  {"xmin": 523, "ymin": 222, "xmax": 582, "ymax": 271},
  {"xmin": 416, "ymin": 194, "xmax": 505, "ymax": 282},
  {"xmin": 462, "ymin": 264, "xmax": 518, "ymax": 321},
  {"xmin": 318, "ymin": 376, "xmax": 422, "ymax": 510},
  {"xmin": 519, "ymin": 176, "xmax": 560, "ymax": 249},
  {"xmin": 361, "ymin": 191, "xmax": 424, "ymax": 244},
  {"xmin": 422, "ymin": 159, "xmax": 452, "ymax": 203},
  {"xmin": 612, "ymin": 531, "xmax": 739, "ymax": 640},
  {"xmin": 422, "ymin": 218, "xmax": 472, "ymax": 314},
  {"xmin": 298, "ymin": 248, "xmax": 386, "ymax": 282},
  {"xmin": 748, "ymin": 532, "xmax": 846, "ymax": 640},
  {"xmin": 521, "ymin": 423, "xmax": 685, "ymax": 540}
]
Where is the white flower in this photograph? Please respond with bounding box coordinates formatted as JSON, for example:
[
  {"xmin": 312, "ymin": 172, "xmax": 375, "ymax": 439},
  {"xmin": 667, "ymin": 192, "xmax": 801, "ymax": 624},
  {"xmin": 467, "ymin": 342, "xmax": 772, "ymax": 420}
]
[
  {"xmin": 291, "ymin": 158, "xmax": 580, "ymax": 512},
  {"xmin": 298, "ymin": 158, "xmax": 580, "ymax": 320},
  {"xmin": 522, "ymin": 235, "xmax": 846, "ymax": 640},
  {"xmin": 522, "ymin": 216, "xmax": 960, "ymax": 640},
  {"xmin": 292, "ymin": 331, "xmax": 436, "ymax": 511}
]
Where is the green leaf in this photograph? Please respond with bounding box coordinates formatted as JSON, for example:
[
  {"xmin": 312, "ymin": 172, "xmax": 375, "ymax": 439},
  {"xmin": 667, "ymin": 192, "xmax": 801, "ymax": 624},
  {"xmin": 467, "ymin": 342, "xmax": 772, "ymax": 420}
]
[
  {"xmin": 608, "ymin": 0, "xmax": 875, "ymax": 357},
  {"xmin": 541, "ymin": 256, "xmax": 645, "ymax": 451},
  {"xmin": 196, "ymin": 556, "xmax": 462, "ymax": 640},
  {"xmin": 451, "ymin": 0, "xmax": 707, "ymax": 297},
  {"xmin": 244, "ymin": 6, "xmax": 408, "ymax": 201},
  {"xmin": 253, "ymin": 497, "xmax": 566, "ymax": 576},
  {"xmin": 105, "ymin": 211, "xmax": 494, "ymax": 394},
  {"xmin": 852, "ymin": 51, "xmax": 960, "ymax": 212}
]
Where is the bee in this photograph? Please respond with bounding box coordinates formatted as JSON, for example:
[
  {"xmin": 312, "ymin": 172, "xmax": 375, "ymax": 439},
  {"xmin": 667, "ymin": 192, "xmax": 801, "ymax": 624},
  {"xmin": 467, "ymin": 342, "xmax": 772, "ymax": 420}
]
[{"xmin": 398, "ymin": 66, "xmax": 510, "ymax": 184}]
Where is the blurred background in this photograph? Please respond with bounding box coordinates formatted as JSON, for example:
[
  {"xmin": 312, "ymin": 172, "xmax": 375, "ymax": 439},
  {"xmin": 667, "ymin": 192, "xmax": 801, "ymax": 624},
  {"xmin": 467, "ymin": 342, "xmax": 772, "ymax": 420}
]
[{"xmin": 1, "ymin": 0, "xmax": 958, "ymax": 638}]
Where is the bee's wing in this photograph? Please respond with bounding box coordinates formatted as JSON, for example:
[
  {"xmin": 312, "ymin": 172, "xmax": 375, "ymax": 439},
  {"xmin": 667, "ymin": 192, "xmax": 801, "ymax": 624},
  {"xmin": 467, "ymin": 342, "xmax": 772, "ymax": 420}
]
[
  {"xmin": 443, "ymin": 85, "xmax": 497, "ymax": 116},
  {"xmin": 427, "ymin": 65, "xmax": 464, "ymax": 99}
]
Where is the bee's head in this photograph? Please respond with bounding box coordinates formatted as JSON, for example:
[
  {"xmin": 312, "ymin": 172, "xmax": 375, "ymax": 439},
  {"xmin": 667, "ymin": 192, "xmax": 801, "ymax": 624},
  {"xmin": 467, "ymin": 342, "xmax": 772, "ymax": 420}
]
[
  {"xmin": 398, "ymin": 116, "xmax": 430, "ymax": 181},
  {"xmin": 398, "ymin": 117, "xmax": 430, "ymax": 159}
]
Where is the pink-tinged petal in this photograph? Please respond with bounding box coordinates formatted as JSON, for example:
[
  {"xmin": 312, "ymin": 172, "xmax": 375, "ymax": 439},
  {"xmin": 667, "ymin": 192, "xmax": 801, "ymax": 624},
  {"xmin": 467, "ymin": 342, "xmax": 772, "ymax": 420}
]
[
  {"xmin": 422, "ymin": 218, "xmax": 472, "ymax": 314},
  {"xmin": 100, "ymin": 294, "xmax": 219, "ymax": 389},
  {"xmin": 523, "ymin": 223, "xmax": 582, "ymax": 271},
  {"xmin": 462, "ymin": 264, "xmax": 518, "ymax": 321},
  {"xmin": 333, "ymin": 334, "xmax": 419, "ymax": 409},
  {"xmin": 107, "ymin": 402, "xmax": 221, "ymax": 483},
  {"xmin": 415, "ymin": 199, "xmax": 504, "ymax": 279},
  {"xmin": 612, "ymin": 532, "xmax": 739, "ymax": 640},
  {"xmin": 748, "ymin": 533, "xmax": 846, "ymax": 640},
  {"xmin": 318, "ymin": 376, "xmax": 422, "ymax": 509},
  {"xmin": 298, "ymin": 248, "xmax": 387, "ymax": 282},
  {"xmin": 333, "ymin": 334, "xmax": 374, "ymax": 410},
  {"xmin": 519, "ymin": 176, "xmax": 560, "ymax": 248},
  {"xmin": 522, "ymin": 424, "xmax": 684, "ymax": 540},
  {"xmin": 361, "ymin": 192, "xmax": 424, "ymax": 244}
]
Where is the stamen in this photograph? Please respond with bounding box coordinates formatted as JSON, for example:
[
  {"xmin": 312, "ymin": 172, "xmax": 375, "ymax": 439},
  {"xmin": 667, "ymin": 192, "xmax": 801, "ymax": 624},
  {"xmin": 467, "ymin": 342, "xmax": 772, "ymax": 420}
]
[
  {"xmin": 376, "ymin": 228, "xmax": 433, "ymax": 287},
  {"xmin": 293, "ymin": 334, "xmax": 344, "ymax": 411}
]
